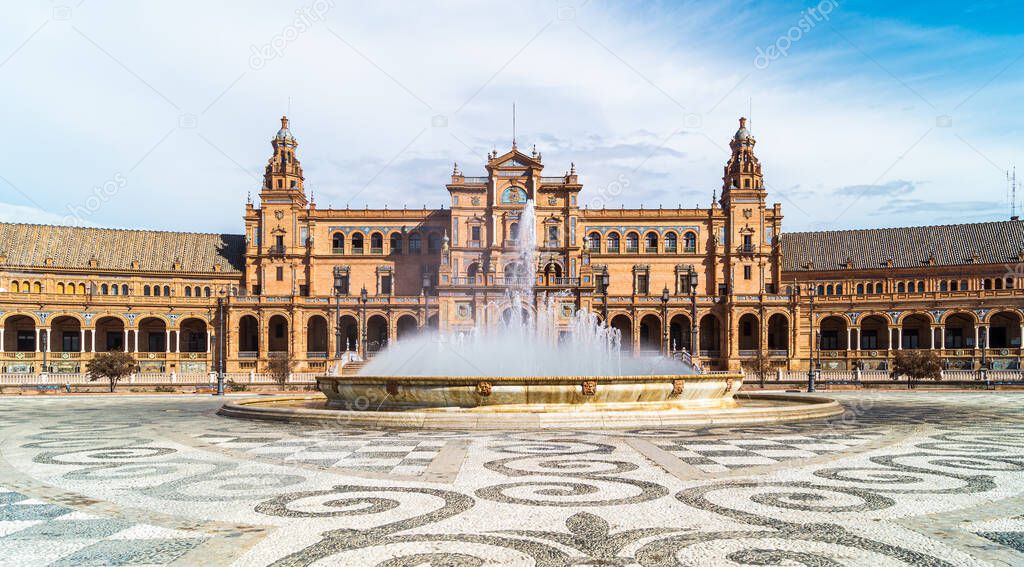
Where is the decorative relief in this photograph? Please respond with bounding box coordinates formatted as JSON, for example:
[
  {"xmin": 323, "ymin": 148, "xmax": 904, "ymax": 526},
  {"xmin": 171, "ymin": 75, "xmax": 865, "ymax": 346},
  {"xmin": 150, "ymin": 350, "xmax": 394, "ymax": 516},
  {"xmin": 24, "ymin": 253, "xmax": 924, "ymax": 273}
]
[
  {"xmin": 581, "ymin": 380, "xmax": 597, "ymax": 396},
  {"xmin": 476, "ymin": 382, "xmax": 492, "ymax": 396},
  {"xmin": 974, "ymin": 308, "xmax": 990, "ymax": 321},
  {"xmin": 848, "ymin": 312, "xmax": 861, "ymax": 324},
  {"xmin": 930, "ymin": 309, "xmax": 946, "ymax": 322},
  {"xmin": 887, "ymin": 310, "xmax": 903, "ymax": 323},
  {"xmin": 385, "ymin": 381, "xmax": 399, "ymax": 396},
  {"xmin": 36, "ymin": 311, "xmax": 50, "ymax": 324},
  {"xmin": 671, "ymin": 379, "xmax": 684, "ymax": 396}
]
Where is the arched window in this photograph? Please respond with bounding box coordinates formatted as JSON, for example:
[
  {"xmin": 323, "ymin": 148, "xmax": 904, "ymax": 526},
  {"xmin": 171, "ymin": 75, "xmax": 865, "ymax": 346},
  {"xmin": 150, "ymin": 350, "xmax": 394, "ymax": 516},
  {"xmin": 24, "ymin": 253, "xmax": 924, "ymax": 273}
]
[
  {"xmin": 917, "ymin": 280, "xmax": 925, "ymax": 292},
  {"xmin": 112, "ymin": 284, "xmax": 121, "ymax": 296},
  {"xmin": 625, "ymin": 232, "xmax": 639, "ymax": 253},
  {"xmin": 983, "ymin": 278, "xmax": 992, "ymax": 290},
  {"xmin": 856, "ymin": 283, "xmax": 864, "ymax": 294},
  {"xmin": 351, "ymin": 233, "xmax": 364, "ymax": 254},
  {"xmin": 409, "ymin": 232, "xmax": 422, "ymax": 254},
  {"xmin": 665, "ymin": 232, "xmax": 677, "ymax": 252},
  {"xmin": 897, "ymin": 282, "xmax": 906, "ymax": 293},
  {"xmin": 204, "ymin": 287, "xmax": 211, "ymax": 297},
  {"xmin": 683, "ymin": 231, "xmax": 697, "ymax": 252},
  {"xmin": 332, "ymin": 232, "xmax": 344, "ymax": 253},
  {"xmin": 390, "ymin": 233, "xmax": 402, "ymax": 254},
  {"xmin": 816, "ymin": 284, "xmax": 825, "ymax": 295},
  {"xmin": 546, "ymin": 225, "xmax": 559, "ymax": 246},
  {"xmin": 78, "ymin": 283, "xmax": 86, "ymax": 294},
  {"xmin": 370, "ymin": 232, "xmax": 384, "ymax": 253},
  {"xmin": 826, "ymin": 284, "xmax": 834, "ymax": 295},
  {"xmin": 1008, "ymin": 277, "xmax": 1015, "ymax": 289},
  {"xmin": 57, "ymin": 283, "xmax": 65, "ymax": 294},
  {"xmin": 164, "ymin": 285, "xmax": 171, "ymax": 296},
  {"xmin": 428, "ymin": 233, "xmax": 441, "ymax": 253},
  {"xmin": 995, "ymin": 278, "xmax": 1003, "ymax": 290},
  {"xmin": 101, "ymin": 284, "xmax": 109, "ymax": 295},
  {"xmin": 144, "ymin": 285, "xmax": 151, "ymax": 296},
  {"xmin": 11, "ymin": 281, "xmax": 19, "ymax": 293},
  {"xmin": 153, "ymin": 285, "xmax": 161, "ymax": 297},
  {"xmin": 586, "ymin": 232, "xmax": 601, "ymax": 252},
  {"xmin": 607, "ymin": 232, "xmax": 620, "ymax": 253},
  {"xmin": 508, "ymin": 222, "xmax": 519, "ymax": 242},
  {"xmin": 33, "ymin": 282, "xmax": 41, "ymax": 293},
  {"xmin": 940, "ymin": 280, "xmax": 948, "ymax": 291},
  {"xmin": 185, "ymin": 287, "xmax": 192, "ymax": 297},
  {"xmin": 644, "ymin": 232, "xmax": 658, "ymax": 253},
  {"xmin": 836, "ymin": 284, "xmax": 843, "ymax": 295}
]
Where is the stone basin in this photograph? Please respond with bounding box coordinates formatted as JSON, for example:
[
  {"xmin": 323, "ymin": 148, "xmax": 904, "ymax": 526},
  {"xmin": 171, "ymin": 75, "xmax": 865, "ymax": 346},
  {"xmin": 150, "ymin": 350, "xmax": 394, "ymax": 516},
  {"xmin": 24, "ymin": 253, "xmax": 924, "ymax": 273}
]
[{"xmin": 316, "ymin": 373, "xmax": 744, "ymax": 412}]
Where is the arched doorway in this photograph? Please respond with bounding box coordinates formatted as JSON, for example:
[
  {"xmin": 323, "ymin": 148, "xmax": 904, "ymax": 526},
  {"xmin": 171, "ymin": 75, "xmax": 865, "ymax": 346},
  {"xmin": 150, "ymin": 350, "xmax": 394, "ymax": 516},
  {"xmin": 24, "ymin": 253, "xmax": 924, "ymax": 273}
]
[
  {"xmin": 500, "ymin": 307, "xmax": 531, "ymax": 327},
  {"xmin": 339, "ymin": 315, "xmax": 358, "ymax": 353},
  {"xmin": 94, "ymin": 316, "xmax": 125, "ymax": 352},
  {"xmin": 943, "ymin": 313, "xmax": 975, "ymax": 348},
  {"xmin": 543, "ymin": 262, "xmax": 562, "ymax": 285},
  {"xmin": 858, "ymin": 315, "xmax": 885, "ymax": 350},
  {"xmin": 138, "ymin": 317, "xmax": 167, "ymax": 353},
  {"xmin": 669, "ymin": 314, "xmax": 691, "ymax": 353},
  {"xmin": 268, "ymin": 315, "xmax": 289, "ymax": 353},
  {"xmin": 2, "ymin": 315, "xmax": 36, "ymax": 352},
  {"xmin": 179, "ymin": 318, "xmax": 208, "ymax": 352},
  {"xmin": 50, "ymin": 316, "xmax": 82, "ymax": 352},
  {"xmin": 610, "ymin": 315, "xmax": 632, "ymax": 352},
  {"xmin": 989, "ymin": 311, "xmax": 1022, "ymax": 348},
  {"xmin": 638, "ymin": 314, "xmax": 661, "ymax": 352},
  {"xmin": 900, "ymin": 314, "xmax": 931, "ymax": 349},
  {"xmin": 306, "ymin": 315, "xmax": 328, "ymax": 357},
  {"xmin": 366, "ymin": 315, "xmax": 389, "ymax": 353},
  {"xmin": 737, "ymin": 313, "xmax": 759, "ymax": 354},
  {"xmin": 699, "ymin": 314, "xmax": 721, "ymax": 357},
  {"xmin": 767, "ymin": 314, "xmax": 789, "ymax": 353},
  {"xmin": 820, "ymin": 316, "xmax": 849, "ymax": 351},
  {"xmin": 426, "ymin": 314, "xmax": 439, "ymax": 330},
  {"xmin": 396, "ymin": 315, "xmax": 419, "ymax": 340},
  {"xmin": 238, "ymin": 315, "xmax": 259, "ymax": 355}
]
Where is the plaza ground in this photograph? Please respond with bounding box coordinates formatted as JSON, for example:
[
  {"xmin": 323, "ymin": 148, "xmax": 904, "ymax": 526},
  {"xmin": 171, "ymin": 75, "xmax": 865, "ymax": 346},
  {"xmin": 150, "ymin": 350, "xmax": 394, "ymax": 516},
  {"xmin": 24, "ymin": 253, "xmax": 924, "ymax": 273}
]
[{"xmin": 0, "ymin": 392, "xmax": 1021, "ymax": 565}]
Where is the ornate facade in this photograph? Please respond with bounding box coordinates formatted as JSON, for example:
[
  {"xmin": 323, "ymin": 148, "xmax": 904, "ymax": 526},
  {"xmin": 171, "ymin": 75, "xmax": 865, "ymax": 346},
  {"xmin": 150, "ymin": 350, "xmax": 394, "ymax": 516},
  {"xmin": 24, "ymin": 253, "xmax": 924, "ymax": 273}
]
[{"xmin": 2, "ymin": 116, "xmax": 1023, "ymax": 374}]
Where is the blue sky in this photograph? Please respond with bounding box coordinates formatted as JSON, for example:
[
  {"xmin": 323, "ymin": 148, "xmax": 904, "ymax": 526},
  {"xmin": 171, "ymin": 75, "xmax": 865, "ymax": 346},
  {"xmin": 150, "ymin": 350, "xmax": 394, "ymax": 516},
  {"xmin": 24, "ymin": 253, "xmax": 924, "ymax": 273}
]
[{"xmin": 0, "ymin": 0, "xmax": 1021, "ymax": 234}]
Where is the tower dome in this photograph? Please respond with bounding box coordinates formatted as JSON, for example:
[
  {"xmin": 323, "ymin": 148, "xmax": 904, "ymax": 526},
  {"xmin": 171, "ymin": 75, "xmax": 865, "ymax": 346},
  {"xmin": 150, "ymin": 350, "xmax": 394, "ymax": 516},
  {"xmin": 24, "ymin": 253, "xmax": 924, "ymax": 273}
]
[{"xmin": 275, "ymin": 115, "xmax": 296, "ymax": 144}]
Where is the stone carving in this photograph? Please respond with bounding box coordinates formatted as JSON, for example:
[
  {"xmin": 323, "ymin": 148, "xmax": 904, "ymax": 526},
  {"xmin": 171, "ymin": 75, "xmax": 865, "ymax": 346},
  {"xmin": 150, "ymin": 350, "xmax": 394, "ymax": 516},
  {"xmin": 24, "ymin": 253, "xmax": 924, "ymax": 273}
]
[
  {"xmin": 385, "ymin": 381, "xmax": 399, "ymax": 396},
  {"xmin": 671, "ymin": 379, "xmax": 684, "ymax": 396},
  {"xmin": 581, "ymin": 380, "xmax": 597, "ymax": 396},
  {"xmin": 476, "ymin": 382, "xmax": 492, "ymax": 396}
]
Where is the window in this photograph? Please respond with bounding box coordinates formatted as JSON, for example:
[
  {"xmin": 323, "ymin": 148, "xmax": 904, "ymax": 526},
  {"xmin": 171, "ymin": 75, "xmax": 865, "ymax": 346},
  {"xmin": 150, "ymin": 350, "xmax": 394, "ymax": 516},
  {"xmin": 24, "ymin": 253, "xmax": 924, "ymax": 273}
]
[
  {"xmin": 636, "ymin": 274, "xmax": 649, "ymax": 295},
  {"xmin": 897, "ymin": 282, "xmax": 906, "ymax": 293},
  {"xmin": 856, "ymin": 283, "xmax": 864, "ymax": 294},
  {"xmin": 370, "ymin": 232, "xmax": 384, "ymax": 253},
  {"xmin": 607, "ymin": 233, "xmax": 620, "ymax": 253},
  {"xmin": 718, "ymin": 283, "xmax": 728, "ymax": 295},
  {"xmin": 742, "ymin": 234, "xmax": 753, "ymax": 252},
  {"xmin": 101, "ymin": 284, "xmax": 109, "ymax": 295},
  {"xmin": 861, "ymin": 330, "xmax": 878, "ymax": 349},
  {"xmin": 185, "ymin": 287, "xmax": 192, "ymax": 297},
  {"xmin": 381, "ymin": 275, "xmax": 392, "ymax": 295},
  {"xmin": 508, "ymin": 222, "xmax": 519, "ymax": 242},
  {"xmin": 471, "ymin": 226, "xmax": 481, "ymax": 243},
  {"xmin": 275, "ymin": 235, "xmax": 284, "ymax": 248},
  {"xmin": 153, "ymin": 285, "xmax": 161, "ymax": 297},
  {"xmin": 390, "ymin": 233, "xmax": 402, "ymax": 254},
  {"xmin": 940, "ymin": 280, "xmax": 948, "ymax": 291},
  {"xmin": 836, "ymin": 284, "xmax": 843, "ymax": 295},
  {"xmin": 820, "ymin": 331, "xmax": 839, "ymax": 350},
  {"xmin": 625, "ymin": 232, "xmax": 639, "ymax": 253},
  {"xmin": 428, "ymin": 233, "xmax": 441, "ymax": 253},
  {"xmin": 665, "ymin": 232, "xmax": 677, "ymax": 252},
  {"xmin": 16, "ymin": 331, "xmax": 34, "ymax": 351},
  {"xmin": 683, "ymin": 232, "xmax": 697, "ymax": 252},
  {"xmin": 644, "ymin": 232, "xmax": 658, "ymax": 253},
  {"xmin": 276, "ymin": 267, "xmax": 284, "ymax": 281},
  {"xmin": 352, "ymin": 233, "xmax": 364, "ymax": 254},
  {"xmin": 336, "ymin": 274, "xmax": 350, "ymax": 295},
  {"xmin": 546, "ymin": 226, "xmax": 559, "ymax": 247},
  {"xmin": 586, "ymin": 232, "xmax": 601, "ymax": 252},
  {"xmin": 902, "ymin": 330, "xmax": 920, "ymax": 349},
  {"xmin": 332, "ymin": 232, "xmax": 344, "ymax": 253},
  {"xmin": 163, "ymin": 285, "xmax": 171, "ymax": 296},
  {"xmin": 204, "ymin": 287, "xmax": 211, "ymax": 297},
  {"xmin": 144, "ymin": 285, "xmax": 151, "ymax": 296},
  {"xmin": 743, "ymin": 265, "xmax": 751, "ymax": 280},
  {"xmin": 409, "ymin": 233, "xmax": 422, "ymax": 254}
]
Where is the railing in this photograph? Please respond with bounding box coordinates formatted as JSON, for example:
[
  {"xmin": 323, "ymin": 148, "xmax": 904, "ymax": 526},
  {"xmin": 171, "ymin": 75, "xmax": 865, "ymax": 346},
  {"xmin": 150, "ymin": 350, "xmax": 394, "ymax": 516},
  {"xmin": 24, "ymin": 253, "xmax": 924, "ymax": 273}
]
[
  {"xmin": 451, "ymin": 277, "xmax": 480, "ymax": 285},
  {"xmin": 551, "ymin": 277, "xmax": 581, "ymax": 286},
  {"xmin": 352, "ymin": 247, "xmax": 364, "ymax": 255},
  {"xmin": 306, "ymin": 352, "xmax": 327, "ymax": 359},
  {"xmin": 665, "ymin": 245, "xmax": 677, "ymax": 253},
  {"xmin": 540, "ymin": 176, "xmax": 566, "ymax": 182},
  {"xmin": 267, "ymin": 245, "xmax": 286, "ymax": 256},
  {"xmin": 700, "ymin": 350, "xmax": 721, "ymax": 358},
  {"xmin": 625, "ymin": 245, "xmax": 639, "ymax": 253},
  {"xmin": 504, "ymin": 239, "xmax": 519, "ymax": 248},
  {"xmin": 767, "ymin": 349, "xmax": 789, "ymax": 357},
  {"xmin": 468, "ymin": 241, "xmax": 482, "ymax": 248},
  {"xmin": 503, "ymin": 277, "xmax": 532, "ymax": 286},
  {"xmin": 738, "ymin": 349, "xmax": 758, "ymax": 357},
  {"xmin": 585, "ymin": 244, "xmax": 600, "ymax": 253},
  {"xmin": 607, "ymin": 245, "xmax": 620, "ymax": 253},
  {"xmin": 461, "ymin": 176, "xmax": 488, "ymax": 183},
  {"xmin": 238, "ymin": 351, "xmax": 258, "ymax": 359},
  {"xmin": 644, "ymin": 246, "xmax": 657, "ymax": 253},
  {"xmin": 370, "ymin": 247, "xmax": 383, "ymax": 254},
  {"xmin": 683, "ymin": 246, "xmax": 696, "ymax": 253},
  {"xmin": 332, "ymin": 247, "xmax": 344, "ymax": 254}
]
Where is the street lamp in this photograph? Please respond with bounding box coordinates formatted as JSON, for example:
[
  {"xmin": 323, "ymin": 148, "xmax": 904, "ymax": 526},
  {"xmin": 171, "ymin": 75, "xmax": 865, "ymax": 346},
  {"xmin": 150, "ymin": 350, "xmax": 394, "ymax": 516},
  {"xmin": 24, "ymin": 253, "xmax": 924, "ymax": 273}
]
[
  {"xmin": 215, "ymin": 287, "xmax": 227, "ymax": 396},
  {"xmin": 359, "ymin": 286, "xmax": 368, "ymax": 357},
  {"xmin": 600, "ymin": 272, "xmax": 610, "ymax": 321},
  {"xmin": 333, "ymin": 267, "xmax": 344, "ymax": 360},
  {"xmin": 661, "ymin": 286, "xmax": 670, "ymax": 355},
  {"xmin": 689, "ymin": 270, "xmax": 699, "ymax": 367},
  {"xmin": 805, "ymin": 283, "xmax": 818, "ymax": 392}
]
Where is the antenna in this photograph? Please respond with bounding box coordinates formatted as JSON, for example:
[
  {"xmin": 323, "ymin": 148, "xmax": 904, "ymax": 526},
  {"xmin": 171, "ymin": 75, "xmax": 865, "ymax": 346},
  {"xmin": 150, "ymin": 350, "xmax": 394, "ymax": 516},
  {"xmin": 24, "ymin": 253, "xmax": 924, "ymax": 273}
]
[
  {"xmin": 512, "ymin": 102, "xmax": 517, "ymax": 148},
  {"xmin": 287, "ymin": 96, "xmax": 291, "ymax": 116}
]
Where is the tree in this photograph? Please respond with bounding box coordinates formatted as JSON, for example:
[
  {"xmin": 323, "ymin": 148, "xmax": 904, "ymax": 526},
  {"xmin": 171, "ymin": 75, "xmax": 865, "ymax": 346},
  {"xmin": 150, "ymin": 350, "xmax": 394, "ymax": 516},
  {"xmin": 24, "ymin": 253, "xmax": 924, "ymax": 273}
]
[
  {"xmin": 890, "ymin": 350, "xmax": 942, "ymax": 384},
  {"xmin": 743, "ymin": 356, "xmax": 775, "ymax": 387},
  {"xmin": 267, "ymin": 353, "xmax": 295, "ymax": 387},
  {"xmin": 86, "ymin": 351, "xmax": 137, "ymax": 392}
]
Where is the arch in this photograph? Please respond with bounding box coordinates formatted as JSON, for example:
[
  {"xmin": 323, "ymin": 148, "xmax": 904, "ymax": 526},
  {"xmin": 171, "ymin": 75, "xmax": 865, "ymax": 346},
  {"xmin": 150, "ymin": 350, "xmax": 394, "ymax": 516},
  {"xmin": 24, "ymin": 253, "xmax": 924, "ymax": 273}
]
[
  {"xmin": 737, "ymin": 313, "xmax": 759, "ymax": 352},
  {"xmin": 351, "ymin": 232, "xmax": 364, "ymax": 254},
  {"xmin": 638, "ymin": 314, "xmax": 662, "ymax": 352},
  {"xmin": 338, "ymin": 314, "xmax": 359, "ymax": 353},
  {"xmin": 94, "ymin": 316, "xmax": 126, "ymax": 352},
  {"xmin": 332, "ymin": 231, "xmax": 345, "ymax": 253},
  {"xmin": 664, "ymin": 231, "xmax": 677, "ymax": 253},
  {"xmin": 819, "ymin": 315, "xmax": 849, "ymax": 350},
  {"xmin": 625, "ymin": 231, "xmax": 639, "ymax": 253},
  {"xmin": 178, "ymin": 318, "xmax": 208, "ymax": 352},
  {"xmin": 238, "ymin": 315, "xmax": 259, "ymax": 354},
  {"xmin": 370, "ymin": 232, "xmax": 384, "ymax": 253},
  {"xmin": 606, "ymin": 232, "xmax": 621, "ymax": 253},
  {"xmin": 138, "ymin": 316, "xmax": 167, "ymax": 352},
  {"xmin": 396, "ymin": 314, "xmax": 419, "ymax": 340},
  {"xmin": 858, "ymin": 315, "xmax": 887, "ymax": 350},
  {"xmin": 500, "ymin": 186, "xmax": 528, "ymax": 204},
  {"xmin": 2, "ymin": 314, "xmax": 36, "ymax": 352},
  {"xmin": 644, "ymin": 231, "xmax": 659, "ymax": 253},
  {"xmin": 900, "ymin": 313, "xmax": 931, "ymax": 349},
  {"xmin": 699, "ymin": 314, "xmax": 722, "ymax": 356},
  {"xmin": 426, "ymin": 314, "xmax": 439, "ymax": 330},
  {"xmin": 500, "ymin": 306, "xmax": 531, "ymax": 327},
  {"xmin": 669, "ymin": 313, "xmax": 692, "ymax": 353},
  {"xmin": 268, "ymin": 314, "xmax": 289, "ymax": 353},
  {"xmin": 543, "ymin": 262, "xmax": 562, "ymax": 283},
  {"xmin": 467, "ymin": 262, "xmax": 483, "ymax": 281},
  {"xmin": 50, "ymin": 316, "xmax": 82, "ymax": 353},
  {"xmin": 101, "ymin": 284, "xmax": 109, "ymax": 295},
  {"xmin": 306, "ymin": 315, "xmax": 328, "ymax": 355},
  {"xmin": 586, "ymin": 231, "xmax": 601, "ymax": 252},
  {"xmin": 767, "ymin": 313, "xmax": 789, "ymax": 351},
  {"xmin": 943, "ymin": 312, "xmax": 976, "ymax": 348},
  {"xmin": 683, "ymin": 231, "xmax": 697, "ymax": 252},
  {"xmin": 389, "ymin": 232, "xmax": 403, "ymax": 254},
  {"xmin": 610, "ymin": 314, "xmax": 632, "ymax": 351},
  {"xmin": 989, "ymin": 310, "xmax": 1022, "ymax": 349},
  {"xmin": 366, "ymin": 314, "xmax": 389, "ymax": 353}
]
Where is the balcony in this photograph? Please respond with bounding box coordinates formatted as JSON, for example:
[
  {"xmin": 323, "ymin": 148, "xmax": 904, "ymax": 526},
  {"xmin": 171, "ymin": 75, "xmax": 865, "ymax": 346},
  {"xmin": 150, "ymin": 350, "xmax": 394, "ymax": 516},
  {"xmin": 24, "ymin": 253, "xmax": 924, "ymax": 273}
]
[
  {"xmin": 267, "ymin": 245, "xmax": 286, "ymax": 256},
  {"xmin": 468, "ymin": 241, "xmax": 482, "ymax": 248},
  {"xmin": 504, "ymin": 239, "xmax": 519, "ymax": 248},
  {"xmin": 239, "ymin": 351, "xmax": 258, "ymax": 359},
  {"xmin": 665, "ymin": 245, "xmax": 677, "ymax": 253},
  {"xmin": 370, "ymin": 247, "xmax": 383, "ymax": 254},
  {"xmin": 607, "ymin": 245, "xmax": 620, "ymax": 253},
  {"xmin": 644, "ymin": 246, "xmax": 658, "ymax": 253},
  {"xmin": 451, "ymin": 277, "xmax": 481, "ymax": 286},
  {"xmin": 352, "ymin": 247, "xmax": 364, "ymax": 255},
  {"xmin": 625, "ymin": 245, "xmax": 639, "ymax": 253},
  {"xmin": 331, "ymin": 247, "xmax": 344, "ymax": 254},
  {"xmin": 683, "ymin": 246, "xmax": 696, "ymax": 253},
  {"xmin": 306, "ymin": 351, "xmax": 328, "ymax": 359}
]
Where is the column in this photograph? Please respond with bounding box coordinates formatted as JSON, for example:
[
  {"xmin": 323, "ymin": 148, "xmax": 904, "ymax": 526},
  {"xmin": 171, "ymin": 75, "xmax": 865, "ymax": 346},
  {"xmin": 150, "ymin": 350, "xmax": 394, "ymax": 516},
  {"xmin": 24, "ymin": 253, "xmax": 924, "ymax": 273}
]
[
  {"xmin": 79, "ymin": 329, "xmax": 85, "ymax": 352},
  {"xmin": 982, "ymin": 325, "xmax": 989, "ymax": 349},
  {"xmin": 36, "ymin": 328, "xmax": 40, "ymax": 352},
  {"xmin": 134, "ymin": 330, "xmax": 139, "ymax": 353},
  {"xmin": 165, "ymin": 329, "xmax": 171, "ymax": 352},
  {"xmin": 940, "ymin": 326, "xmax": 945, "ymax": 349},
  {"xmin": 123, "ymin": 329, "xmax": 129, "ymax": 352},
  {"xmin": 0, "ymin": 324, "xmax": 4, "ymax": 352},
  {"xmin": 47, "ymin": 328, "xmax": 53, "ymax": 352},
  {"xmin": 930, "ymin": 326, "xmax": 936, "ymax": 349},
  {"xmin": 206, "ymin": 331, "xmax": 211, "ymax": 353},
  {"xmin": 847, "ymin": 328, "xmax": 853, "ymax": 350},
  {"xmin": 855, "ymin": 327, "xmax": 861, "ymax": 350},
  {"xmin": 91, "ymin": 329, "xmax": 96, "ymax": 352},
  {"xmin": 975, "ymin": 326, "xmax": 980, "ymax": 349},
  {"xmin": 176, "ymin": 330, "xmax": 181, "ymax": 353}
]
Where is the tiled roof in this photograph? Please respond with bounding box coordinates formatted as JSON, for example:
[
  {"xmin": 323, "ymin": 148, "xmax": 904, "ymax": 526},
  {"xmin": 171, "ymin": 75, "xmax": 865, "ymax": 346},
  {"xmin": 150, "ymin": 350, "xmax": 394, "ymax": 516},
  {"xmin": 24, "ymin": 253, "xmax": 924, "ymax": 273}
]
[
  {"xmin": 782, "ymin": 219, "xmax": 1024, "ymax": 272},
  {"xmin": 0, "ymin": 223, "xmax": 244, "ymax": 273}
]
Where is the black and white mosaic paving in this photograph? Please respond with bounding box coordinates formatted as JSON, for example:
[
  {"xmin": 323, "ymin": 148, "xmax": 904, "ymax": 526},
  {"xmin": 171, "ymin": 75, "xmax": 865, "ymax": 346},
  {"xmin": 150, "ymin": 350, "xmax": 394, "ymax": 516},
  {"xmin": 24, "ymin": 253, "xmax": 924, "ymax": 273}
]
[{"xmin": 0, "ymin": 391, "xmax": 1021, "ymax": 566}]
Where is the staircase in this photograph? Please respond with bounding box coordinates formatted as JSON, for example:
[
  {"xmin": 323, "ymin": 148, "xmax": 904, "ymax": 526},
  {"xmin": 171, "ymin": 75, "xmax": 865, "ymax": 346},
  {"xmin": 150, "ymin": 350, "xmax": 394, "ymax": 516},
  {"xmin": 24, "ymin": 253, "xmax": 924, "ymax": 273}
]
[{"xmin": 340, "ymin": 361, "xmax": 367, "ymax": 375}]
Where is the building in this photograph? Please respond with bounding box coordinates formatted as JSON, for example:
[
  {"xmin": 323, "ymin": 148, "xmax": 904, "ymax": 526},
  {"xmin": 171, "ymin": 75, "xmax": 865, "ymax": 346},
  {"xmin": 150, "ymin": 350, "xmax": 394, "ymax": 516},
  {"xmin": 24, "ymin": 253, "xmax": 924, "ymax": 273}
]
[{"xmin": 2, "ymin": 116, "xmax": 1023, "ymax": 375}]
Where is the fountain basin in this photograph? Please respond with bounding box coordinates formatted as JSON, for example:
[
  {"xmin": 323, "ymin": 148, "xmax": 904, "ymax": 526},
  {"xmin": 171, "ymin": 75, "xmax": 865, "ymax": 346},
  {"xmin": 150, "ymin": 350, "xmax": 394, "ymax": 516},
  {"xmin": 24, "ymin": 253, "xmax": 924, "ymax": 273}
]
[{"xmin": 316, "ymin": 373, "xmax": 743, "ymax": 411}]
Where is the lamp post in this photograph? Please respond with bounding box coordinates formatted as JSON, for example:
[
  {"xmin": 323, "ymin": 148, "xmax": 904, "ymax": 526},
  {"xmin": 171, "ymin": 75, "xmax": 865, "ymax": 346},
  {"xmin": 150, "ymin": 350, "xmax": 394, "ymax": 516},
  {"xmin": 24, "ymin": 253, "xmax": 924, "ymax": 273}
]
[
  {"xmin": 359, "ymin": 286, "xmax": 368, "ymax": 357},
  {"xmin": 689, "ymin": 270, "xmax": 699, "ymax": 368},
  {"xmin": 215, "ymin": 287, "xmax": 227, "ymax": 396},
  {"xmin": 661, "ymin": 286, "xmax": 670, "ymax": 355},
  {"xmin": 333, "ymin": 267, "xmax": 344, "ymax": 360},
  {"xmin": 601, "ymin": 272, "xmax": 610, "ymax": 321},
  {"xmin": 805, "ymin": 283, "xmax": 818, "ymax": 392}
]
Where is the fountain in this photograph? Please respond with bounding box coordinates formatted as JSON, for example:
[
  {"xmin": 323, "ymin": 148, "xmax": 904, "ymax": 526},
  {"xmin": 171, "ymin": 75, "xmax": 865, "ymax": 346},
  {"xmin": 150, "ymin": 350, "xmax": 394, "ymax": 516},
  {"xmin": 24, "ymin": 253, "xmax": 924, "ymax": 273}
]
[{"xmin": 220, "ymin": 200, "xmax": 842, "ymax": 428}]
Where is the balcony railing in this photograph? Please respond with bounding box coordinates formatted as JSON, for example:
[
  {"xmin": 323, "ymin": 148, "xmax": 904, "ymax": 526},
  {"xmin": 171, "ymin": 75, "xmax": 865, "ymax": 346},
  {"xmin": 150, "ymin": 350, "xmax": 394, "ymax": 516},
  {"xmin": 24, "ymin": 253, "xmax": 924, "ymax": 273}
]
[
  {"xmin": 644, "ymin": 246, "xmax": 657, "ymax": 253},
  {"xmin": 683, "ymin": 246, "xmax": 696, "ymax": 253},
  {"xmin": 503, "ymin": 276, "xmax": 533, "ymax": 286},
  {"xmin": 331, "ymin": 247, "xmax": 344, "ymax": 254},
  {"xmin": 451, "ymin": 277, "xmax": 481, "ymax": 285},
  {"xmin": 700, "ymin": 350, "xmax": 721, "ymax": 358},
  {"xmin": 306, "ymin": 351, "xmax": 328, "ymax": 359},
  {"xmin": 370, "ymin": 247, "xmax": 383, "ymax": 254},
  {"xmin": 504, "ymin": 239, "xmax": 519, "ymax": 248},
  {"xmin": 468, "ymin": 241, "xmax": 482, "ymax": 248},
  {"xmin": 352, "ymin": 247, "xmax": 364, "ymax": 255},
  {"xmin": 665, "ymin": 245, "xmax": 677, "ymax": 253},
  {"xmin": 607, "ymin": 245, "xmax": 620, "ymax": 253},
  {"xmin": 551, "ymin": 277, "xmax": 581, "ymax": 286},
  {"xmin": 267, "ymin": 245, "xmax": 286, "ymax": 256},
  {"xmin": 239, "ymin": 351, "xmax": 258, "ymax": 359},
  {"xmin": 625, "ymin": 245, "xmax": 639, "ymax": 253}
]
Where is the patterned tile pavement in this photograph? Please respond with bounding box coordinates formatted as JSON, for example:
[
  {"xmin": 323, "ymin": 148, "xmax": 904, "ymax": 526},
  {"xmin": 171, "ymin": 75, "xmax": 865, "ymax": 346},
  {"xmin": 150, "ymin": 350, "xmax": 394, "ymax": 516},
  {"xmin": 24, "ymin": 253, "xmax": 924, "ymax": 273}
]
[{"xmin": 0, "ymin": 391, "xmax": 1020, "ymax": 565}]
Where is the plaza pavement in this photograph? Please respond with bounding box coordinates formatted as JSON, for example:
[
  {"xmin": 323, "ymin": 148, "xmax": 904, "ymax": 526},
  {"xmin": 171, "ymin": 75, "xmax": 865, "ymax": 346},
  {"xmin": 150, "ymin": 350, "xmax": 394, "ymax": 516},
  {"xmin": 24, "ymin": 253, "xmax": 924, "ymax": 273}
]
[{"xmin": 0, "ymin": 391, "xmax": 1021, "ymax": 565}]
